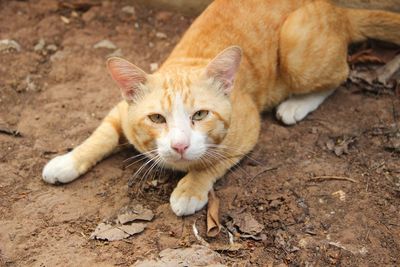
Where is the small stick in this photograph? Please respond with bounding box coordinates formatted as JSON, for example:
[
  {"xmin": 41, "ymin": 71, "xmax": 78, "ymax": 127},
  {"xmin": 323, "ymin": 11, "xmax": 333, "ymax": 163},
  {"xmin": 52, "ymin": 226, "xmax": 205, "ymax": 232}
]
[
  {"xmin": 310, "ymin": 175, "xmax": 358, "ymax": 183},
  {"xmin": 245, "ymin": 165, "xmax": 279, "ymax": 187},
  {"xmin": 192, "ymin": 221, "xmax": 209, "ymax": 247}
]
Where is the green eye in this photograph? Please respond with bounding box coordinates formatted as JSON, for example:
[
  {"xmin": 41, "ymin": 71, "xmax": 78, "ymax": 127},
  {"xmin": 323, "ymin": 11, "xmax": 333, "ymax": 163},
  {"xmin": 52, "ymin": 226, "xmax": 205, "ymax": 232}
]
[
  {"xmin": 192, "ymin": 110, "xmax": 209, "ymax": 121},
  {"xmin": 148, "ymin": 114, "xmax": 166, "ymax": 124}
]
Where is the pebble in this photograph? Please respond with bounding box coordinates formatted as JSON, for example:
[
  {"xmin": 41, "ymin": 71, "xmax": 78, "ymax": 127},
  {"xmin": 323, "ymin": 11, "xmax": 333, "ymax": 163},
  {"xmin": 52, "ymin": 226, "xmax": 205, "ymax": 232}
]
[
  {"xmin": 121, "ymin": 6, "xmax": 135, "ymax": 15},
  {"xmin": 155, "ymin": 11, "xmax": 173, "ymax": 22},
  {"xmin": 0, "ymin": 39, "xmax": 21, "ymax": 52},
  {"xmin": 150, "ymin": 63, "xmax": 159, "ymax": 72},
  {"xmin": 34, "ymin": 38, "xmax": 45, "ymax": 51},
  {"xmin": 155, "ymin": 32, "xmax": 167, "ymax": 39},
  {"xmin": 46, "ymin": 44, "xmax": 58, "ymax": 52},
  {"xmin": 60, "ymin": 16, "xmax": 70, "ymax": 24},
  {"xmin": 93, "ymin": 39, "xmax": 117, "ymax": 50}
]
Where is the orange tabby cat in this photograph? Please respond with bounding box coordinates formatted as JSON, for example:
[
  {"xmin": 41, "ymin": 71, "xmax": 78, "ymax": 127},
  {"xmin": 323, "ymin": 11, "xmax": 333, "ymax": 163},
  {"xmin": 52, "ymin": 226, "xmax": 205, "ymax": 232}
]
[{"xmin": 43, "ymin": 0, "xmax": 400, "ymax": 216}]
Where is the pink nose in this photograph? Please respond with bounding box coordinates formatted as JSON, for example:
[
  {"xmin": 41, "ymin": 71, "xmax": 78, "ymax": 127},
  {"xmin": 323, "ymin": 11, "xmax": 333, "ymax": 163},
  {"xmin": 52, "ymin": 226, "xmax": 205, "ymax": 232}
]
[{"xmin": 171, "ymin": 143, "xmax": 189, "ymax": 154}]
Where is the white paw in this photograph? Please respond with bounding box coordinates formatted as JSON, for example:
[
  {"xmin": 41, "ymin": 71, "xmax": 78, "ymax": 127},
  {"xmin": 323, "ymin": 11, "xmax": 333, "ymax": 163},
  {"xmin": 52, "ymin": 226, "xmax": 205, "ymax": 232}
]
[
  {"xmin": 276, "ymin": 99, "xmax": 311, "ymax": 125},
  {"xmin": 170, "ymin": 187, "xmax": 208, "ymax": 216},
  {"xmin": 276, "ymin": 90, "xmax": 334, "ymax": 125},
  {"xmin": 42, "ymin": 152, "xmax": 80, "ymax": 184}
]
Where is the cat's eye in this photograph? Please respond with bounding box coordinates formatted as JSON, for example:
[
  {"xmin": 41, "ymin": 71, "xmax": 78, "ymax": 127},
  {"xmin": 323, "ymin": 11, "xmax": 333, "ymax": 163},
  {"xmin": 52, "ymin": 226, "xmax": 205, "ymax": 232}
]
[
  {"xmin": 148, "ymin": 114, "xmax": 166, "ymax": 124},
  {"xmin": 192, "ymin": 110, "xmax": 209, "ymax": 121}
]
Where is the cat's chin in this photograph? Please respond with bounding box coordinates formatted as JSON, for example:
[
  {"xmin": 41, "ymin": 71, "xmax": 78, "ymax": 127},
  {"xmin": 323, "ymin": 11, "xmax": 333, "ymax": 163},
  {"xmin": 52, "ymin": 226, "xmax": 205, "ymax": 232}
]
[{"xmin": 162, "ymin": 158, "xmax": 201, "ymax": 171}]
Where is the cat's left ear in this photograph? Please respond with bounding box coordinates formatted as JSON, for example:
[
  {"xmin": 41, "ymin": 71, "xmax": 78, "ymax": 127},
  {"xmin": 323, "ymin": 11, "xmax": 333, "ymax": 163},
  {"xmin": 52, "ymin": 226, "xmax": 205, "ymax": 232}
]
[
  {"xmin": 107, "ymin": 57, "xmax": 148, "ymax": 101},
  {"xmin": 205, "ymin": 46, "xmax": 242, "ymax": 95}
]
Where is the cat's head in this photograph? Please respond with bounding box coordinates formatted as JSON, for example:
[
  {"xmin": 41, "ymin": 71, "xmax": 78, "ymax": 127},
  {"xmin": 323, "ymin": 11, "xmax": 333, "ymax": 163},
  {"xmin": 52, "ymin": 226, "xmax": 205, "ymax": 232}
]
[{"xmin": 107, "ymin": 46, "xmax": 241, "ymax": 170}]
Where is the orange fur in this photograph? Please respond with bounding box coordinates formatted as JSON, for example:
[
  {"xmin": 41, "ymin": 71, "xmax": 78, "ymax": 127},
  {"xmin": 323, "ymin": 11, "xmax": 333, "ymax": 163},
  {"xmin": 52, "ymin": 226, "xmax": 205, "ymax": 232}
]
[{"xmin": 43, "ymin": 0, "xmax": 400, "ymax": 216}]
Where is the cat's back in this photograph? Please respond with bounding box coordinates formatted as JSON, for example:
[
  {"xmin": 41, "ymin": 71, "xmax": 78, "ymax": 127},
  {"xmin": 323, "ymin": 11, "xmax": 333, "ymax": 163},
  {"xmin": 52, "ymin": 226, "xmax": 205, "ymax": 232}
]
[{"xmin": 165, "ymin": 0, "xmax": 310, "ymax": 108}]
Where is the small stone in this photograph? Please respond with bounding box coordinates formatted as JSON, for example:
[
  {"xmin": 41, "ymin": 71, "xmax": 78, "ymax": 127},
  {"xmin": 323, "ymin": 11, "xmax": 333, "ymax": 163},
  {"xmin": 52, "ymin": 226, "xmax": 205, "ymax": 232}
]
[
  {"xmin": 155, "ymin": 32, "xmax": 167, "ymax": 39},
  {"xmin": 155, "ymin": 11, "xmax": 173, "ymax": 22},
  {"xmin": 148, "ymin": 42, "xmax": 154, "ymax": 48},
  {"xmin": 60, "ymin": 16, "xmax": 70, "ymax": 24},
  {"xmin": 71, "ymin": 11, "xmax": 79, "ymax": 18},
  {"xmin": 121, "ymin": 6, "xmax": 135, "ymax": 15},
  {"xmin": 93, "ymin": 39, "xmax": 117, "ymax": 50},
  {"xmin": 46, "ymin": 44, "xmax": 58, "ymax": 52},
  {"xmin": 0, "ymin": 39, "xmax": 21, "ymax": 52},
  {"xmin": 150, "ymin": 63, "xmax": 159, "ymax": 72},
  {"xmin": 34, "ymin": 38, "xmax": 45, "ymax": 51}
]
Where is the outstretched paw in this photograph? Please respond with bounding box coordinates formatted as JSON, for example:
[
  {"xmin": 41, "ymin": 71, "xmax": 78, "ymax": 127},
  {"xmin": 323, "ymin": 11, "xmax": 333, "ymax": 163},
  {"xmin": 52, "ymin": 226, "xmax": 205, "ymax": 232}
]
[
  {"xmin": 42, "ymin": 152, "xmax": 80, "ymax": 184},
  {"xmin": 170, "ymin": 180, "xmax": 208, "ymax": 216}
]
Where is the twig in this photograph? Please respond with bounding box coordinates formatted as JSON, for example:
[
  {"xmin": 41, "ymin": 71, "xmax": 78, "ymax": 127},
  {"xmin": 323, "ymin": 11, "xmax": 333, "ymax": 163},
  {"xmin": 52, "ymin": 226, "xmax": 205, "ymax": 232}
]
[
  {"xmin": 244, "ymin": 165, "xmax": 279, "ymax": 187},
  {"xmin": 192, "ymin": 221, "xmax": 209, "ymax": 247},
  {"xmin": 0, "ymin": 126, "xmax": 22, "ymax": 137},
  {"xmin": 310, "ymin": 175, "xmax": 358, "ymax": 183}
]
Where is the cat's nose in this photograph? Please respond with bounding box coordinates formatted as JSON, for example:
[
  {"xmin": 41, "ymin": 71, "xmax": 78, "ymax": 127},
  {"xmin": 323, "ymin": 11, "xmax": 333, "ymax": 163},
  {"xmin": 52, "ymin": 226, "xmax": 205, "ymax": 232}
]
[{"xmin": 171, "ymin": 142, "xmax": 189, "ymax": 154}]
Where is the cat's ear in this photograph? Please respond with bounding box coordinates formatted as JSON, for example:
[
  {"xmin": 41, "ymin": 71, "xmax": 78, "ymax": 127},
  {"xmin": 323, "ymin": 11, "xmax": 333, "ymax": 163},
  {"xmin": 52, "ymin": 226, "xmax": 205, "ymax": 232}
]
[
  {"xmin": 205, "ymin": 46, "xmax": 242, "ymax": 95},
  {"xmin": 107, "ymin": 57, "xmax": 148, "ymax": 101}
]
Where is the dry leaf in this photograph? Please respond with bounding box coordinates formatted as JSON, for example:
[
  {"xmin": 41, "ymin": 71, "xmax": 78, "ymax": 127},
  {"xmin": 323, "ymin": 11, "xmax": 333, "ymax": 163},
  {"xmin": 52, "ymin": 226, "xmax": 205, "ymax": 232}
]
[
  {"xmin": 348, "ymin": 52, "xmax": 400, "ymax": 94},
  {"xmin": 211, "ymin": 243, "xmax": 243, "ymax": 252},
  {"xmin": 133, "ymin": 245, "xmax": 224, "ymax": 267},
  {"xmin": 375, "ymin": 54, "xmax": 400, "ymax": 85},
  {"xmin": 207, "ymin": 190, "xmax": 221, "ymax": 237},
  {"xmin": 348, "ymin": 49, "xmax": 385, "ymax": 65},
  {"xmin": 91, "ymin": 204, "xmax": 153, "ymax": 241},
  {"xmin": 230, "ymin": 212, "xmax": 264, "ymax": 235},
  {"xmin": 326, "ymin": 135, "xmax": 356, "ymax": 156},
  {"xmin": 90, "ymin": 222, "xmax": 145, "ymax": 241},
  {"xmin": 117, "ymin": 204, "xmax": 154, "ymax": 224}
]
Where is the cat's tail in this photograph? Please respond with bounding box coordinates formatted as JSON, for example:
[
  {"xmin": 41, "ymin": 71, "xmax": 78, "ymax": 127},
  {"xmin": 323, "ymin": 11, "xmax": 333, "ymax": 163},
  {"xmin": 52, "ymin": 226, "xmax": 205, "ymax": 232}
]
[{"xmin": 345, "ymin": 8, "xmax": 400, "ymax": 45}]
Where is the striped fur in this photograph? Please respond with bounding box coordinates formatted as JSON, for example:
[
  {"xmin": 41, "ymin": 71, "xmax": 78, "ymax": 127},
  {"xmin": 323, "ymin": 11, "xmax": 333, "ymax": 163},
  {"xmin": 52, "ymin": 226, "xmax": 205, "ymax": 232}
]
[{"xmin": 43, "ymin": 0, "xmax": 400, "ymax": 216}]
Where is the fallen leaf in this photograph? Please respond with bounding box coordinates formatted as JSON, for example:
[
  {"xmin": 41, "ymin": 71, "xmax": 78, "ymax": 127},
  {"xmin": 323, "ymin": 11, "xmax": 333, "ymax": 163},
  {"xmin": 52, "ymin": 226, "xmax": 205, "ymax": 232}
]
[
  {"xmin": 207, "ymin": 190, "xmax": 221, "ymax": 237},
  {"xmin": 90, "ymin": 222, "xmax": 145, "ymax": 241},
  {"xmin": 133, "ymin": 245, "xmax": 225, "ymax": 267},
  {"xmin": 332, "ymin": 190, "xmax": 346, "ymax": 201},
  {"xmin": 0, "ymin": 123, "xmax": 22, "ymax": 137},
  {"xmin": 375, "ymin": 54, "xmax": 400, "ymax": 85},
  {"xmin": 348, "ymin": 52, "xmax": 400, "ymax": 95},
  {"xmin": 348, "ymin": 49, "xmax": 385, "ymax": 65},
  {"xmin": 119, "ymin": 223, "xmax": 146, "ymax": 235},
  {"xmin": 384, "ymin": 131, "xmax": 400, "ymax": 153},
  {"xmin": 230, "ymin": 212, "xmax": 264, "ymax": 235},
  {"xmin": 326, "ymin": 135, "xmax": 356, "ymax": 156},
  {"xmin": 91, "ymin": 204, "xmax": 153, "ymax": 241},
  {"xmin": 117, "ymin": 204, "xmax": 154, "ymax": 224},
  {"xmin": 211, "ymin": 243, "xmax": 243, "ymax": 252}
]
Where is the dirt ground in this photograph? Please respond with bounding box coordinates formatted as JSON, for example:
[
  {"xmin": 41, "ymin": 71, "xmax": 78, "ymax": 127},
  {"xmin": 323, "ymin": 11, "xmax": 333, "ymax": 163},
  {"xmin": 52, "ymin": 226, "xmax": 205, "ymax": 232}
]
[{"xmin": 1, "ymin": 1, "xmax": 399, "ymax": 266}]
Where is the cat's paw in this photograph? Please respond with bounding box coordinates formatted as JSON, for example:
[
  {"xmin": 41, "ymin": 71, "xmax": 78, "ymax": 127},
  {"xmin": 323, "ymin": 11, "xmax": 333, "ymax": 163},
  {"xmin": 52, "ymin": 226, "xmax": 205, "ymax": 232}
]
[
  {"xmin": 170, "ymin": 182, "xmax": 208, "ymax": 216},
  {"xmin": 276, "ymin": 98, "xmax": 311, "ymax": 125},
  {"xmin": 276, "ymin": 90, "xmax": 334, "ymax": 125},
  {"xmin": 42, "ymin": 152, "xmax": 80, "ymax": 184}
]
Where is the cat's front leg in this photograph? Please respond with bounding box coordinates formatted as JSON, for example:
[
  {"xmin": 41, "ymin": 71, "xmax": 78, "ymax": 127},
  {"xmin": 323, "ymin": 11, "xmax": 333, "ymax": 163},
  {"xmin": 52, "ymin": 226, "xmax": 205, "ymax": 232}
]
[
  {"xmin": 170, "ymin": 171, "xmax": 213, "ymax": 216},
  {"xmin": 170, "ymin": 152, "xmax": 246, "ymax": 216},
  {"xmin": 42, "ymin": 102, "xmax": 125, "ymax": 184}
]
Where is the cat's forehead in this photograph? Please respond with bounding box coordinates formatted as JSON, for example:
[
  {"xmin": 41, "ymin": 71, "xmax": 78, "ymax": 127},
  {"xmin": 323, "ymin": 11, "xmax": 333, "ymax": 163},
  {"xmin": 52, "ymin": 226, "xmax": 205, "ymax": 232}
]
[{"xmin": 148, "ymin": 70, "xmax": 209, "ymax": 110}]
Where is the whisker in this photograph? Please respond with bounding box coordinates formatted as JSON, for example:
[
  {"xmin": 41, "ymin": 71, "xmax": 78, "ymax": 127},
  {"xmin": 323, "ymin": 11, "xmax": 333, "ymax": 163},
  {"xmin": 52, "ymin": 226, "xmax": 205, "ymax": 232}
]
[{"xmin": 123, "ymin": 149, "xmax": 158, "ymax": 163}]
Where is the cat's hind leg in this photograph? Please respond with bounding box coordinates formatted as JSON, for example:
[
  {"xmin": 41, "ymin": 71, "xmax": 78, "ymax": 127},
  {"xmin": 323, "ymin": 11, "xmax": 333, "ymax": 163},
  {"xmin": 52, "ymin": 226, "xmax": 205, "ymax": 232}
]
[
  {"xmin": 42, "ymin": 102, "xmax": 125, "ymax": 184},
  {"xmin": 276, "ymin": 1, "xmax": 350, "ymax": 125}
]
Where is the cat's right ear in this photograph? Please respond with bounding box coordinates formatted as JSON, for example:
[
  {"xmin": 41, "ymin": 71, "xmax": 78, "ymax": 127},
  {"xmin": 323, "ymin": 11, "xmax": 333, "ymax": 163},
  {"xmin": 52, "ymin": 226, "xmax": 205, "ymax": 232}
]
[{"xmin": 107, "ymin": 57, "xmax": 148, "ymax": 101}]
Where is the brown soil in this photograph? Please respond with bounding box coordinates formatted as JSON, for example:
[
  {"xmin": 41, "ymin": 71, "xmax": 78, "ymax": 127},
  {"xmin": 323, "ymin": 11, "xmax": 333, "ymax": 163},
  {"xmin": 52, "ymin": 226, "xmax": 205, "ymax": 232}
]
[{"xmin": 0, "ymin": 1, "xmax": 399, "ymax": 266}]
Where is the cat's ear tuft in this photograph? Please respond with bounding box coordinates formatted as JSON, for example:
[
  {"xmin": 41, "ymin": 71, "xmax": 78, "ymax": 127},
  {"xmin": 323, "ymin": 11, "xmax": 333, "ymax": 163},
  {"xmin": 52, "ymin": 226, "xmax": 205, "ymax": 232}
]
[
  {"xmin": 205, "ymin": 46, "xmax": 242, "ymax": 95},
  {"xmin": 107, "ymin": 57, "xmax": 148, "ymax": 101}
]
